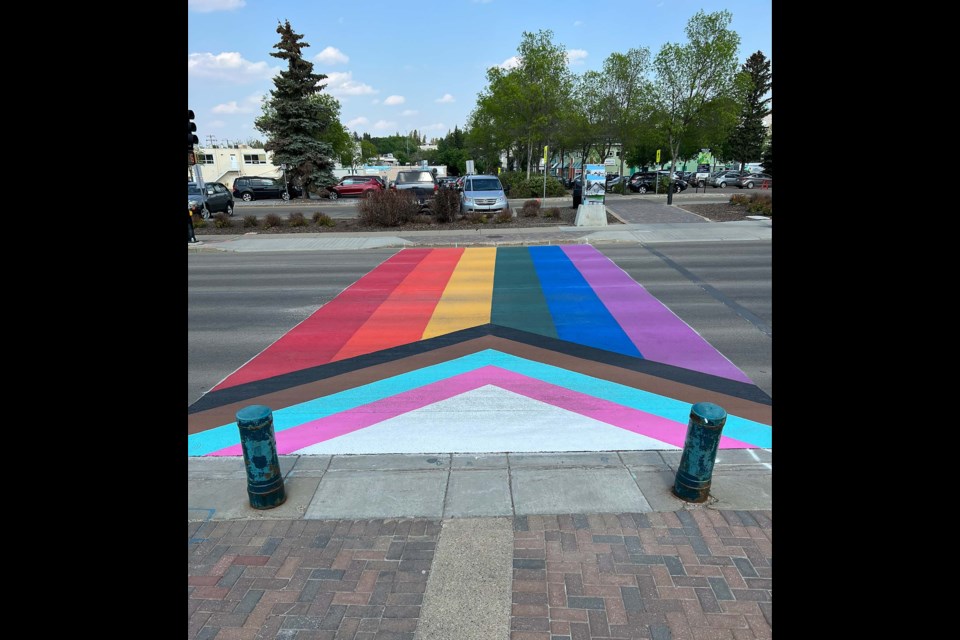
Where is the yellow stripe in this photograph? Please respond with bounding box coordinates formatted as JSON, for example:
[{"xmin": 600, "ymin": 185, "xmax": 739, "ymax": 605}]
[{"xmin": 422, "ymin": 247, "xmax": 496, "ymax": 339}]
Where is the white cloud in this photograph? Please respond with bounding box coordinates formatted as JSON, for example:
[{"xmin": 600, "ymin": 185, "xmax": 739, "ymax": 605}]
[
  {"xmin": 188, "ymin": 0, "xmax": 244, "ymax": 12},
  {"xmin": 435, "ymin": 94, "xmax": 455, "ymax": 103},
  {"xmin": 210, "ymin": 92, "xmax": 264, "ymax": 115},
  {"xmin": 373, "ymin": 120, "xmax": 396, "ymax": 131},
  {"xmin": 401, "ymin": 110, "xmax": 419, "ymax": 116},
  {"xmin": 384, "ymin": 95, "xmax": 406, "ymax": 106},
  {"xmin": 188, "ymin": 52, "xmax": 278, "ymax": 83},
  {"xmin": 499, "ymin": 56, "xmax": 520, "ymax": 70},
  {"xmin": 347, "ymin": 117, "xmax": 369, "ymax": 128},
  {"xmin": 574, "ymin": 20, "xmax": 583, "ymax": 27},
  {"xmin": 323, "ymin": 71, "xmax": 377, "ymax": 96},
  {"xmin": 566, "ymin": 49, "xmax": 588, "ymax": 65},
  {"xmin": 315, "ymin": 46, "xmax": 349, "ymax": 65}
]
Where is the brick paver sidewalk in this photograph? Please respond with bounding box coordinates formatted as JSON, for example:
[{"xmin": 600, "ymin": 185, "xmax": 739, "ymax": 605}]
[{"xmin": 188, "ymin": 511, "xmax": 771, "ymax": 639}]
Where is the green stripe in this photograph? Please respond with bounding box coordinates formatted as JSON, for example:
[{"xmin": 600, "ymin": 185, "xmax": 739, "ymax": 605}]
[{"xmin": 491, "ymin": 247, "xmax": 557, "ymax": 338}]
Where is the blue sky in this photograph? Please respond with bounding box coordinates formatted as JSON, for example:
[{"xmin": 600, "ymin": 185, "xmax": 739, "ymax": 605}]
[{"xmin": 188, "ymin": 0, "xmax": 772, "ymax": 146}]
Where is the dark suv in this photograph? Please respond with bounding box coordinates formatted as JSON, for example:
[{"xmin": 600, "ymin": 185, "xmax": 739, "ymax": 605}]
[
  {"xmin": 188, "ymin": 181, "xmax": 234, "ymax": 219},
  {"xmin": 231, "ymin": 176, "xmax": 302, "ymax": 201}
]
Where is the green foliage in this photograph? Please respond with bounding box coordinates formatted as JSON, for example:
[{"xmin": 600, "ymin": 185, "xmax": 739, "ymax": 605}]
[
  {"xmin": 494, "ymin": 210, "xmax": 513, "ymax": 224},
  {"xmin": 287, "ymin": 212, "xmax": 308, "ymax": 227},
  {"xmin": 431, "ymin": 189, "xmax": 461, "ymax": 224},
  {"xmin": 243, "ymin": 215, "xmax": 258, "ymax": 228},
  {"xmin": 726, "ymin": 51, "xmax": 772, "ymax": 169},
  {"xmin": 651, "ymin": 10, "xmax": 741, "ymax": 176},
  {"xmin": 499, "ymin": 171, "xmax": 566, "ymax": 198},
  {"xmin": 543, "ymin": 207, "xmax": 561, "ymax": 219},
  {"xmin": 312, "ymin": 212, "xmax": 335, "ymax": 227},
  {"xmin": 761, "ymin": 135, "xmax": 773, "ymax": 176},
  {"xmin": 658, "ymin": 176, "xmax": 672, "ymax": 192},
  {"xmin": 729, "ymin": 192, "xmax": 772, "ymax": 216},
  {"xmin": 192, "ymin": 216, "xmax": 207, "ymax": 229},
  {"xmin": 263, "ymin": 213, "xmax": 282, "ymax": 228},
  {"xmin": 213, "ymin": 212, "xmax": 232, "ymax": 229},
  {"xmin": 356, "ymin": 190, "xmax": 419, "ymax": 227},
  {"xmin": 254, "ymin": 20, "xmax": 336, "ymax": 197}
]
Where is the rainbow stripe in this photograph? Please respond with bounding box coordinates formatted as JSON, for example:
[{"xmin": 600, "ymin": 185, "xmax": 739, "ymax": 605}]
[{"xmin": 213, "ymin": 245, "xmax": 752, "ymax": 391}]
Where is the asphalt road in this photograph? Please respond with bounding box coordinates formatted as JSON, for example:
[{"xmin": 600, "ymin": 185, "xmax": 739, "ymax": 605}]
[{"xmin": 187, "ymin": 242, "xmax": 771, "ymax": 407}]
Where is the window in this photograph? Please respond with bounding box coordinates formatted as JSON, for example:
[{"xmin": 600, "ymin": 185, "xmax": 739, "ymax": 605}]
[
  {"xmin": 243, "ymin": 154, "xmax": 266, "ymax": 164},
  {"xmin": 201, "ymin": 154, "xmax": 215, "ymax": 164}
]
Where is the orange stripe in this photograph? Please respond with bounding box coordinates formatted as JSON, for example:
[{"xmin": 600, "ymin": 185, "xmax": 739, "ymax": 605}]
[{"xmin": 331, "ymin": 248, "xmax": 465, "ymax": 361}]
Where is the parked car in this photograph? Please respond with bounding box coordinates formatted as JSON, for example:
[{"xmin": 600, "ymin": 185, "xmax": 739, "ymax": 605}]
[
  {"xmin": 735, "ymin": 172, "xmax": 772, "ymax": 189},
  {"xmin": 460, "ymin": 174, "xmax": 509, "ymax": 214},
  {"xmin": 188, "ymin": 181, "xmax": 234, "ymax": 219},
  {"xmin": 325, "ymin": 175, "xmax": 383, "ymax": 200},
  {"xmin": 706, "ymin": 170, "xmax": 746, "ymax": 189},
  {"xmin": 627, "ymin": 172, "xmax": 687, "ymax": 194},
  {"xmin": 605, "ymin": 174, "xmax": 626, "ymax": 189},
  {"xmin": 231, "ymin": 176, "xmax": 302, "ymax": 201},
  {"xmin": 438, "ymin": 176, "xmax": 460, "ymax": 190},
  {"xmin": 390, "ymin": 169, "xmax": 439, "ymax": 207}
]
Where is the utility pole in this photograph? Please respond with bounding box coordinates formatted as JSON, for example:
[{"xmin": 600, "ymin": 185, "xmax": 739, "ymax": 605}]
[{"xmin": 205, "ymin": 134, "xmax": 218, "ymax": 148}]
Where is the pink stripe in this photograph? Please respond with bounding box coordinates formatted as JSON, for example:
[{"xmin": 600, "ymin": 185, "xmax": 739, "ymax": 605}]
[{"xmin": 207, "ymin": 366, "xmax": 752, "ymax": 455}]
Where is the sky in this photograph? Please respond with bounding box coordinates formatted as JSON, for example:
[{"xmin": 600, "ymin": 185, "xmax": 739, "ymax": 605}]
[{"xmin": 187, "ymin": 0, "xmax": 772, "ymax": 147}]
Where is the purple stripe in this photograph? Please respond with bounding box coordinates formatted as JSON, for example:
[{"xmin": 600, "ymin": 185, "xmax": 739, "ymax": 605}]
[{"xmin": 561, "ymin": 245, "xmax": 752, "ymax": 383}]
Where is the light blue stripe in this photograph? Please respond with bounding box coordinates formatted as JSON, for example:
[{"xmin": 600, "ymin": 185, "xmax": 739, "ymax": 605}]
[{"xmin": 188, "ymin": 349, "xmax": 772, "ymax": 455}]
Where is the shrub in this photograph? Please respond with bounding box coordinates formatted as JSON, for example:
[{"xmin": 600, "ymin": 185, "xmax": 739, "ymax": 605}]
[
  {"xmin": 466, "ymin": 211, "xmax": 488, "ymax": 224},
  {"xmin": 312, "ymin": 212, "xmax": 335, "ymax": 227},
  {"xmin": 356, "ymin": 189, "xmax": 419, "ymax": 227},
  {"xmin": 287, "ymin": 212, "xmax": 308, "ymax": 227},
  {"xmin": 543, "ymin": 207, "xmax": 561, "ymax": 219},
  {"xmin": 729, "ymin": 192, "xmax": 772, "ymax": 216},
  {"xmin": 243, "ymin": 215, "xmax": 258, "ymax": 228},
  {"xmin": 263, "ymin": 213, "xmax": 282, "ymax": 228},
  {"xmin": 521, "ymin": 199, "xmax": 541, "ymax": 218},
  {"xmin": 213, "ymin": 212, "xmax": 232, "ymax": 229},
  {"xmin": 431, "ymin": 189, "xmax": 460, "ymax": 224},
  {"xmin": 499, "ymin": 171, "xmax": 566, "ymax": 198},
  {"xmin": 494, "ymin": 209, "xmax": 513, "ymax": 224},
  {"xmin": 657, "ymin": 176, "xmax": 672, "ymax": 193},
  {"xmin": 192, "ymin": 216, "xmax": 207, "ymax": 229}
]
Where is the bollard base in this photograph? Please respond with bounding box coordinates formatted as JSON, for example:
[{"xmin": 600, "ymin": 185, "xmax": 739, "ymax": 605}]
[{"xmin": 248, "ymin": 485, "xmax": 287, "ymax": 510}]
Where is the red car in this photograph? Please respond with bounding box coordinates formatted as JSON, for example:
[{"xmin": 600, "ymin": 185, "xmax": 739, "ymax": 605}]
[{"xmin": 326, "ymin": 176, "xmax": 383, "ymax": 200}]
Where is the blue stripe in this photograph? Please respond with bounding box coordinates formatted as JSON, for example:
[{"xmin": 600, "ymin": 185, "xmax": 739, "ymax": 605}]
[
  {"xmin": 188, "ymin": 350, "xmax": 771, "ymax": 455},
  {"xmin": 528, "ymin": 246, "xmax": 642, "ymax": 357}
]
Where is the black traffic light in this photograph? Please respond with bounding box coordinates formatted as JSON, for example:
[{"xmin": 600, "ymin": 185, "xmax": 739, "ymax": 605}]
[{"xmin": 188, "ymin": 109, "xmax": 199, "ymax": 151}]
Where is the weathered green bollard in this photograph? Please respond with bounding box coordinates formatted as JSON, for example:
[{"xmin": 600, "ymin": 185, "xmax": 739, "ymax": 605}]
[
  {"xmin": 236, "ymin": 405, "xmax": 286, "ymax": 509},
  {"xmin": 672, "ymin": 402, "xmax": 727, "ymax": 503}
]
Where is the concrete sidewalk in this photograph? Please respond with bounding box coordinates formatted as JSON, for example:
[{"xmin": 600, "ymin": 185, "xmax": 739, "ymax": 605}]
[
  {"xmin": 188, "ymin": 449, "xmax": 771, "ymax": 639},
  {"xmin": 188, "ymin": 218, "xmax": 771, "ymax": 253}
]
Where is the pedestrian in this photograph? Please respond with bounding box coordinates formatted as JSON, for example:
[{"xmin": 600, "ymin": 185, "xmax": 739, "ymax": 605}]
[{"xmin": 188, "ymin": 208, "xmax": 197, "ymax": 243}]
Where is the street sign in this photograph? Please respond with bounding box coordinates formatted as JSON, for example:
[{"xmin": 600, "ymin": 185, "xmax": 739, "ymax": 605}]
[{"xmin": 656, "ymin": 149, "xmax": 661, "ymax": 163}]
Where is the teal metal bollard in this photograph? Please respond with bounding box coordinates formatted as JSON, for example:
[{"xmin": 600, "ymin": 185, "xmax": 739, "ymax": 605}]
[
  {"xmin": 236, "ymin": 405, "xmax": 287, "ymax": 509},
  {"xmin": 672, "ymin": 402, "xmax": 727, "ymax": 503}
]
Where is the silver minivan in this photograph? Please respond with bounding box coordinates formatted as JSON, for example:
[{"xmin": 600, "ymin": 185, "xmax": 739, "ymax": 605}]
[{"xmin": 460, "ymin": 174, "xmax": 508, "ymax": 214}]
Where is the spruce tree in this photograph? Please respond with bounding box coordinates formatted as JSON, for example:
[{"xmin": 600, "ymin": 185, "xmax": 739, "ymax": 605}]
[
  {"xmin": 726, "ymin": 51, "xmax": 772, "ymax": 172},
  {"xmin": 254, "ymin": 20, "xmax": 336, "ymax": 198}
]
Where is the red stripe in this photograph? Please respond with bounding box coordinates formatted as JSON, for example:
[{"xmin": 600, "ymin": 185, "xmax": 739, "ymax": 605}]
[
  {"xmin": 332, "ymin": 248, "xmax": 464, "ymax": 362},
  {"xmin": 213, "ymin": 249, "xmax": 433, "ymax": 390}
]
